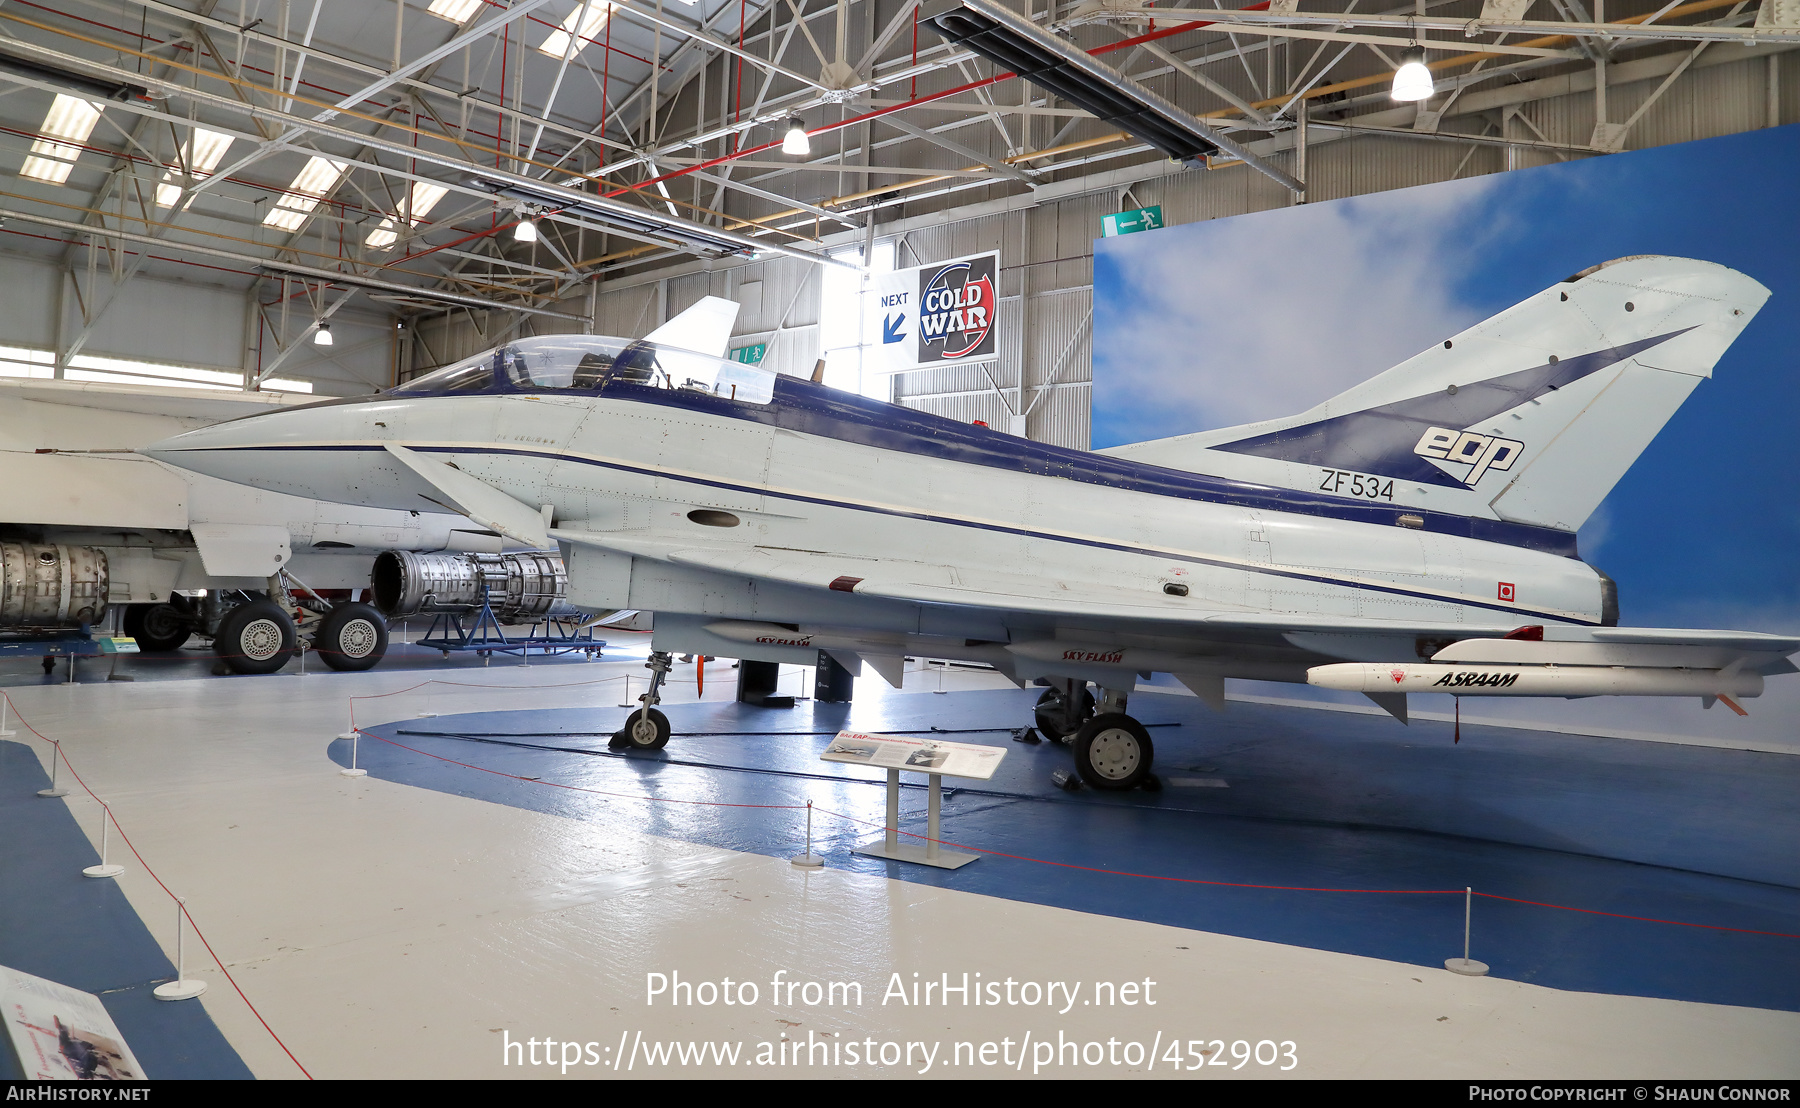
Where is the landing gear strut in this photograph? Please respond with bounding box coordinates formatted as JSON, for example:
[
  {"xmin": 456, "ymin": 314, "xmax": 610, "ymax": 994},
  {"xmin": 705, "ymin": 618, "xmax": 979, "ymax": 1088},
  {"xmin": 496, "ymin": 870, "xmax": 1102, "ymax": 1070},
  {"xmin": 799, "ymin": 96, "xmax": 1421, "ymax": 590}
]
[
  {"xmin": 1068, "ymin": 686, "xmax": 1156, "ymax": 791},
  {"xmin": 1033, "ymin": 679, "xmax": 1094, "ymax": 742},
  {"xmin": 611, "ymin": 650, "xmax": 673, "ymax": 751}
]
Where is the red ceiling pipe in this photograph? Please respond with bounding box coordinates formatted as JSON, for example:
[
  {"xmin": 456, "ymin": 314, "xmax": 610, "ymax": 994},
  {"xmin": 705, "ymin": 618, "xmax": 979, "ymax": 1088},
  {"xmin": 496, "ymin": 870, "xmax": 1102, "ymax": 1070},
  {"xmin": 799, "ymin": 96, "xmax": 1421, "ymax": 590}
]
[{"xmin": 606, "ymin": 1, "xmax": 1273, "ymax": 198}]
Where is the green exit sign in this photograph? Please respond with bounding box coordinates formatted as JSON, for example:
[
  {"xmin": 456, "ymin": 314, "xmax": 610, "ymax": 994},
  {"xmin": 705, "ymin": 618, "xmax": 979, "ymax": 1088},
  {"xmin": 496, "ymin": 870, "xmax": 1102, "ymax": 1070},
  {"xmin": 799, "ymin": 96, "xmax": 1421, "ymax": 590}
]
[
  {"xmin": 729, "ymin": 343, "xmax": 767, "ymax": 364},
  {"xmin": 1101, "ymin": 205, "xmax": 1164, "ymax": 238}
]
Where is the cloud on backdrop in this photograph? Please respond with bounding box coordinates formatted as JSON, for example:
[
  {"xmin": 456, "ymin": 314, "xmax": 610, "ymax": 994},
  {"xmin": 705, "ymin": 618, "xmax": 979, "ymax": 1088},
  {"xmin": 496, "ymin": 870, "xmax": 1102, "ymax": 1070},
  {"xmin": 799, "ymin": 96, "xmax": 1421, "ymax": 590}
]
[{"xmin": 1095, "ymin": 125, "xmax": 1800, "ymax": 743}]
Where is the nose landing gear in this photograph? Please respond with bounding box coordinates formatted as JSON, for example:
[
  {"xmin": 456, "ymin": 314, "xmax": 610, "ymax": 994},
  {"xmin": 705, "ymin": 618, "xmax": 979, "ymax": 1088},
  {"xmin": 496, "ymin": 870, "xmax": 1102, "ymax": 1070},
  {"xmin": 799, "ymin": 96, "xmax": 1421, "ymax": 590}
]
[{"xmin": 611, "ymin": 650, "xmax": 673, "ymax": 751}]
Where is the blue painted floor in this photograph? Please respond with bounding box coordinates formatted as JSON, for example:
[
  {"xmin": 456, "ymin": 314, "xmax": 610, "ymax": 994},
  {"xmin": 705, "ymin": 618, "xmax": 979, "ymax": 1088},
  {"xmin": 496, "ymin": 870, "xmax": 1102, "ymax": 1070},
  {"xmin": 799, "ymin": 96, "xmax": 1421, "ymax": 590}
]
[
  {"xmin": 0, "ymin": 740, "xmax": 252, "ymax": 1079},
  {"xmin": 341, "ymin": 688, "xmax": 1800, "ymax": 1013}
]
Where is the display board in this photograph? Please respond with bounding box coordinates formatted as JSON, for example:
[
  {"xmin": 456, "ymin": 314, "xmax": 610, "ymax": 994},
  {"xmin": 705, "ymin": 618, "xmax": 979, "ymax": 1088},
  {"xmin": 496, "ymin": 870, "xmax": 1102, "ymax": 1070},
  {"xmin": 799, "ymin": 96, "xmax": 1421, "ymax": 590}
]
[
  {"xmin": 1092, "ymin": 125, "xmax": 1800, "ymax": 743},
  {"xmin": 2, "ymin": 964, "xmax": 144, "ymax": 1080},
  {"xmin": 821, "ymin": 730, "xmax": 1006, "ymax": 779},
  {"xmin": 862, "ymin": 251, "xmax": 1001, "ymax": 373}
]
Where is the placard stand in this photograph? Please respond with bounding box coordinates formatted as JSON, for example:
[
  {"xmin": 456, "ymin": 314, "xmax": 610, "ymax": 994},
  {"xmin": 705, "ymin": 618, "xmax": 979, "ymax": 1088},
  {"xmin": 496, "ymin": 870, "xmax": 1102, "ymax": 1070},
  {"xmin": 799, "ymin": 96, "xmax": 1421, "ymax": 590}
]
[
  {"xmin": 819, "ymin": 731, "xmax": 1005, "ymax": 871},
  {"xmin": 855, "ymin": 768, "xmax": 977, "ymax": 870}
]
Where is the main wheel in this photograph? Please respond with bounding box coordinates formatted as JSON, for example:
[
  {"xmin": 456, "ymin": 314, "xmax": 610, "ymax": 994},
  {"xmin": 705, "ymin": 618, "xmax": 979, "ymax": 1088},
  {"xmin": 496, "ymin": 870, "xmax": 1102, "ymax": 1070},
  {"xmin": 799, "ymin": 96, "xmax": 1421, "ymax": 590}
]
[
  {"xmin": 212, "ymin": 600, "xmax": 297, "ymax": 675},
  {"xmin": 1072, "ymin": 713, "xmax": 1154, "ymax": 791},
  {"xmin": 614, "ymin": 707, "xmax": 671, "ymax": 751},
  {"xmin": 313, "ymin": 602, "xmax": 389, "ymax": 672},
  {"xmin": 122, "ymin": 603, "xmax": 191, "ymax": 652},
  {"xmin": 1033, "ymin": 684, "xmax": 1095, "ymax": 741}
]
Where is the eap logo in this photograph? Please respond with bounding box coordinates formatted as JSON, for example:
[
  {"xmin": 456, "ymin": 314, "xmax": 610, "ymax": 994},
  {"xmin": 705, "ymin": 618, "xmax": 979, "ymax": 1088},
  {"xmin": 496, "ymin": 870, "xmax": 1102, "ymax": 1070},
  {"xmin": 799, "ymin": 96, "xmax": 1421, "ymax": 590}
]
[
  {"xmin": 918, "ymin": 256, "xmax": 998, "ymax": 362},
  {"xmin": 1414, "ymin": 426, "xmax": 1524, "ymax": 487}
]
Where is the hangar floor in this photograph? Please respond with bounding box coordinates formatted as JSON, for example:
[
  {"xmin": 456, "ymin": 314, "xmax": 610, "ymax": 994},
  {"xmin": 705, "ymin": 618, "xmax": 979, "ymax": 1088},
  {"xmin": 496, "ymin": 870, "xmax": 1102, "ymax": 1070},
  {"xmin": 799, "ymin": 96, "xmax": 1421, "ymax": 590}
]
[{"xmin": 2, "ymin": 641, "xmax": 1797, "ymax": 1080}]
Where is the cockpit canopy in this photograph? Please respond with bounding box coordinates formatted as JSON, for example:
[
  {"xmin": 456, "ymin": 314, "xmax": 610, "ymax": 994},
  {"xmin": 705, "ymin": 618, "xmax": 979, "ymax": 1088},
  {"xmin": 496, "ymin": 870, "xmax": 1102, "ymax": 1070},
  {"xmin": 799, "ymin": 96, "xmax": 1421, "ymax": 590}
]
[{"xmin": 390, "ymin": 335, "xmax": 776, "ymax": 405}]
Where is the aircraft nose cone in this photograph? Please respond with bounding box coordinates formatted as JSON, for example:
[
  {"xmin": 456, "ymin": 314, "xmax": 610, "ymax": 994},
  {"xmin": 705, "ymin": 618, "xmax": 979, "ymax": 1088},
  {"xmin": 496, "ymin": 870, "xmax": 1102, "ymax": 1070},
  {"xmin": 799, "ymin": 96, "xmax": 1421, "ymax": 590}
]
[
  {"xmin": 141, "ymin": 398, "xmax": 371, "ymax": 495},
  {"xmin": 141, "ymin": 421, "xmax": 261, "ymax": 480}
]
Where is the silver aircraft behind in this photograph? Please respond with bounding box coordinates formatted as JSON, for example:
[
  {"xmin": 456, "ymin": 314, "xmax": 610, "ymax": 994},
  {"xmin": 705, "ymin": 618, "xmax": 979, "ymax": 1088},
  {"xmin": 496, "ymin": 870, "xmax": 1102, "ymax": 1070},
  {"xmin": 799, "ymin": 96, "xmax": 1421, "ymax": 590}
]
[{"xmin": 145, "ymin": 256, "xmax": 1798, "ymax": 788}]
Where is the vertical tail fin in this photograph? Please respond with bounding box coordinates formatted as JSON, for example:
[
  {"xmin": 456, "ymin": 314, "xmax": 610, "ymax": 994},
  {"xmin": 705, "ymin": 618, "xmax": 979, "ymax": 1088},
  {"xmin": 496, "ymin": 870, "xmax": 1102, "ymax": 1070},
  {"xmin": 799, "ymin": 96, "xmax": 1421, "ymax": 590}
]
[
  {"xmin": 1102, "ymin": 256, "xmax": 1769, "ymax": 531},
  {"xmin": 647, "ymin": 295, "xmax": 741, "ymax": 357}
]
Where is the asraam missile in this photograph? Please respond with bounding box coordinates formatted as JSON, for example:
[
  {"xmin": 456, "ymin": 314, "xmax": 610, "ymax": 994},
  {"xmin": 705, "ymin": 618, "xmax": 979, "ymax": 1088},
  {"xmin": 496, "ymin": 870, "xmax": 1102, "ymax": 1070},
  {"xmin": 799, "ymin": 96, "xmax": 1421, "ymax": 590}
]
[{"xmin": 1307, "ymin": 663, "xmax": 1763, "ymax": 698}]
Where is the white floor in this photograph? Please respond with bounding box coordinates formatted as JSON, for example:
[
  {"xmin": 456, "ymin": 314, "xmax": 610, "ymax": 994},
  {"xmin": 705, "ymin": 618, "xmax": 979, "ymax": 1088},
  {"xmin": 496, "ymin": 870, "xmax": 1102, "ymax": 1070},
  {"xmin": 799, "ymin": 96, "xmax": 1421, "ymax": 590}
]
[{"xmin": 10, "ymin": 661, "xmax": 1798, "ymax": 1080}]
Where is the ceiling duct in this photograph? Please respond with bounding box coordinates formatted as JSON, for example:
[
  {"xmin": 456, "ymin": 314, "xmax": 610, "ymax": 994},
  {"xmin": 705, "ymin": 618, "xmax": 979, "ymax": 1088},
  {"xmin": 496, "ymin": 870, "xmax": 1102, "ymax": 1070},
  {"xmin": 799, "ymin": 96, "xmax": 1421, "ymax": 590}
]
[
  {"xmin": 0, "ymin": 49, "xmax": 147, "ymax": 102},
  {"xmin": 924, "ymin": 0, "xmax": 1299, "ymax": 191},
  {"xmin": 470, "ymin": 179, "xmax": 861, "ymax": 269},
  {"xmin": 257, "ymin": 260, "xmax": 589, "ymax": 322}
]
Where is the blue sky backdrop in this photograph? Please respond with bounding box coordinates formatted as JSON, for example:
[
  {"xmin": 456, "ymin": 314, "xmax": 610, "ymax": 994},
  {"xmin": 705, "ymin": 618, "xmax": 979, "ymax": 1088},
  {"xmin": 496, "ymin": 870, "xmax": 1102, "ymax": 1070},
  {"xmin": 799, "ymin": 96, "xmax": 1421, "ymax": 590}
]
[{"xmin": 1094, "ymin": 124, "xmax": 1800, "ymax": 635}]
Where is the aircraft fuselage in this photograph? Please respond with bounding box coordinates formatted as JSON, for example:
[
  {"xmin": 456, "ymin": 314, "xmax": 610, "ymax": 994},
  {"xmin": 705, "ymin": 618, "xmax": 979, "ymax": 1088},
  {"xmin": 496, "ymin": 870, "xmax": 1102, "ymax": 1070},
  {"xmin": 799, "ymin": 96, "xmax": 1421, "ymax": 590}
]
[{"xmin": 150, "ymin": 373, "xmax": 1610, "ymax": 684}]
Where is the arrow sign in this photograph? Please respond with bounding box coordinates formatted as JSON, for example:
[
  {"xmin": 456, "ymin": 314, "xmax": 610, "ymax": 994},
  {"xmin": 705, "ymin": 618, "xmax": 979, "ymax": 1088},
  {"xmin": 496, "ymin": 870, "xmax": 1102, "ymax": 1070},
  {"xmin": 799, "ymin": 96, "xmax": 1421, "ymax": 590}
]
[{"xmin": 882, "ymin": 313, "xmax": 906, "ymax": 344}]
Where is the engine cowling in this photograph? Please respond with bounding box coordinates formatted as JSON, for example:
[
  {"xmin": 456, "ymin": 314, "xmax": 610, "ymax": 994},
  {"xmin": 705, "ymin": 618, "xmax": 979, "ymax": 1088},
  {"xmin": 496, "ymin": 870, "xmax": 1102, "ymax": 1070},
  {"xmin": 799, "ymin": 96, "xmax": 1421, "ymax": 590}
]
[
  {"xmin": 0, "ymin": 543, "xmax": 109, "ymax": 627},
  {"xmin": 371, "ymin": 549, "xmax": 581, "ymax": 621}
]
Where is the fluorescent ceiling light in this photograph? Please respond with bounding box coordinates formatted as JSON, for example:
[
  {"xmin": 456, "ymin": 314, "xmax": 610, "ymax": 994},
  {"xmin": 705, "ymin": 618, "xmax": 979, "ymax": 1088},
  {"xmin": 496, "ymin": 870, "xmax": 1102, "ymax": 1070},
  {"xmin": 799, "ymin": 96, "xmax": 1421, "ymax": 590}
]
[
  {"xmin": 782, "ymin": 118, "xmax": 810, "ymax": 157},
  {"xmin": 1391, "ymin": 50, "xmax": 1435, "ymax": 102},
  {"xmin": 155, "ymin": 127, "xmax": 233, "ymax": 208},
  {"xmin": 426, "ymin": 0, "xmax": 484, "ymax": 22},
  {"xmin": 20, "ymin": 94, "xmax": 103, "ymax": 185},
  {"xmin": 264, "ymin": 155, "xmax": 349, "ymax": 232},
  {"xmin": 538, "ymin": 2, "xmax": 614, "ymax": 58}
]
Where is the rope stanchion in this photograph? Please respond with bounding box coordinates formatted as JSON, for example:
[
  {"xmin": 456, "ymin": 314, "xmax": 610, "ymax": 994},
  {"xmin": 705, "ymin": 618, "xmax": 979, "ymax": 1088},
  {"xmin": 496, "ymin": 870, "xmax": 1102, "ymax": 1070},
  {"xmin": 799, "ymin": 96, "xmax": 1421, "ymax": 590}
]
[
  {"xmin": 36, "ymin": 738, "xmax": 67, "ymax": 798},
  {"xmin": 790, "ymin": 801, "xmax": 823, "ymax": 869},
  {"xmin": 1446, "ymin": 886, "xmax": 1489, "ymax": 975},
  {"xmin": 82, "ymin": 801, "xmax": 125, "ymax": 879},
  {"xmin": 0, "ymin": 693, "xmax": 16, "ymax": 736},
  {"xmin": 152, "ymin": 898, "xmax": 206, "ymax": 1002},
  {"xmin": 341, "ymin": 729, "xmax": 369, "ymax": 778}
]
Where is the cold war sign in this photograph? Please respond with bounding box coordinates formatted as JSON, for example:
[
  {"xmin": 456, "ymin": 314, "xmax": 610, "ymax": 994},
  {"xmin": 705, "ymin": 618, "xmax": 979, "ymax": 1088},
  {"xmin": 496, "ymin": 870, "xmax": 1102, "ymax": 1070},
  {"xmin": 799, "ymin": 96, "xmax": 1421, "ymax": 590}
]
[{"xmin": 864, "ymin": 251, "xmax": 1000, "ymax": 373}]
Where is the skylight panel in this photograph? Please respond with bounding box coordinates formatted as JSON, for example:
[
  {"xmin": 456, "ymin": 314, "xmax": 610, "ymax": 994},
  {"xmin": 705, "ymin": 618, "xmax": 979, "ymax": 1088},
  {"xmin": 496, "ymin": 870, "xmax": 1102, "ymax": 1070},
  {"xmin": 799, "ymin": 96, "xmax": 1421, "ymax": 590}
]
[
  {"xmin": 403, "ymin": 181, "xmax": 448, "ymax": 222},
  {"xmin": 538, "ymin": 2, "xmax": 615, "ymax": 57},
  {"xmin": 263, "ymin": 155, "xmax": 348, "ymax": 232},
  {"xmin": 427, "ymin": 0, "xmax": 484, "ymax": 22},
  {"xmin": 366, "ymin": 181, "xmax": 450, "ymax": 249},
  {"xmin": 155, "ymin": 127, "xmax": 234, "ymax": 208},
  {"xmin": 20, "ymin": 94, "xmax": 103, "ymax": 185}
]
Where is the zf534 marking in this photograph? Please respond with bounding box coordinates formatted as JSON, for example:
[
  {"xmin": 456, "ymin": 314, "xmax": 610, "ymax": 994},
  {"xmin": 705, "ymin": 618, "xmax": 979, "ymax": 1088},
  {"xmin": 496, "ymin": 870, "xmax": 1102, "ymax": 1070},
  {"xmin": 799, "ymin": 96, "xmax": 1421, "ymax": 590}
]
[{"xmin": 1318, "ymin": 469, "xmax": 1394, "ymax": 501}]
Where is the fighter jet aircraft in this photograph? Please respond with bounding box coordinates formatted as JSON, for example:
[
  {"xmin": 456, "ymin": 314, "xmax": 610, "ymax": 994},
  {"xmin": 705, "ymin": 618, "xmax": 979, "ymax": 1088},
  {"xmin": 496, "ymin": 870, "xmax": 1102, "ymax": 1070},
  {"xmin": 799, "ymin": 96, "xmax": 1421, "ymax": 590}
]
[{"xmin": 143, "ymin": 255, "xmax": 1798, "ymax": 789}]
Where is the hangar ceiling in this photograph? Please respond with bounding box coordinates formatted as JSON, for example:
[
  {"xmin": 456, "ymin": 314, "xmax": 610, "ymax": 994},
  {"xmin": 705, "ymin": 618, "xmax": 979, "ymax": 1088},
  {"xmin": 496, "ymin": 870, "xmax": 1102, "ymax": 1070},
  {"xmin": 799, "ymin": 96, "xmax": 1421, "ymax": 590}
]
[{"xmin": 0, "ymin": 0, "xmax": 1792, "ymax": 390}]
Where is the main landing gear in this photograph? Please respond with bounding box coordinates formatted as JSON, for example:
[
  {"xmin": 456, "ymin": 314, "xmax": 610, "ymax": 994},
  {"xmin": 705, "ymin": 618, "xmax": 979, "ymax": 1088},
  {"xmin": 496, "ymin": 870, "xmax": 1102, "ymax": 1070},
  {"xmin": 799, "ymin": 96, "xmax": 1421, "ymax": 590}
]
[
  {"xmin": 1034, "ymin": 680, "xmax": 1156, "ymax": 791},
  {"xmin": 610, "ymin": 650, "xmax": 673, "ymax": 751}
]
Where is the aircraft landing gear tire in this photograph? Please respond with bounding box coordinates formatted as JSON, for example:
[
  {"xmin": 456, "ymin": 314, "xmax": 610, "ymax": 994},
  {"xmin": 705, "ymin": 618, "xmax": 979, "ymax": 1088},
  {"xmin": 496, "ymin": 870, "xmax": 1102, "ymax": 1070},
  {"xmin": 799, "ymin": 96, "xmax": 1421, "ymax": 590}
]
[
  {"xmin": 313, "ymin": 602, "xmax": 389, "ymax": 672},
  {"xmin": 123, "ymin": 602, "xmax": 191, "ymax": 652},
  {"xmin": 1072, "ymin": 713, "xmax": 1154, "ymax": 791},
  {"xmin": 213, "ymin": 599, "xmax": 297, "ymax": 675},
  {"xmin": 613, "ymin": 707, "xmax": 671, "ymax": 752},
  {"xmin": 1033, "ymin": 684, "xmax": 1094, "ymax": 742}
]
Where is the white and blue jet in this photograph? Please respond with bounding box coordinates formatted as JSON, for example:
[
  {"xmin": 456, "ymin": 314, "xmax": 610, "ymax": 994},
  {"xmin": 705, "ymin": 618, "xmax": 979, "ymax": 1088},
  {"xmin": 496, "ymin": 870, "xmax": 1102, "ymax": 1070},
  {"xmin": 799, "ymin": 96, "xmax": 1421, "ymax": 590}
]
[{"xmin": 145, "ymin": 256, "xmax": 1797, "ymax": 788}]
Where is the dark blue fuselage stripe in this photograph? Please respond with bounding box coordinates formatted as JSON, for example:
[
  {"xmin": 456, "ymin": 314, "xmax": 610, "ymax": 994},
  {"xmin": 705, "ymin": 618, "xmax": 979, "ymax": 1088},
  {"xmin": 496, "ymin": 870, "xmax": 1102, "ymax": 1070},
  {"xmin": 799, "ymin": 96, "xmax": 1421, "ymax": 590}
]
[
  {"xmin": 191, "ymin": 441, "xmax": 1599, "ymax": 625},
  {"xmin": 628, "ymin": 377, "xmax": 1585, "ymax": 558},
  {"xmin": 371, "ymin": 375, "xmax": 1582, "ymax": 556}
]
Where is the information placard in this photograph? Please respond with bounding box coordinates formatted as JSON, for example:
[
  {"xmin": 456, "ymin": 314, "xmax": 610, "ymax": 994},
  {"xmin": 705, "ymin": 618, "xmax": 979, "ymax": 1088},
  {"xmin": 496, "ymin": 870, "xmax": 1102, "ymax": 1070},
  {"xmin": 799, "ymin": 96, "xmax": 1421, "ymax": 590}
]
[
  {"xmin": 821, "ymin": 730, "xmax": 1006, "ymax": 780},
  {"xmin": 2, "ymin": 964, "xmax": 145, "ymax": 1080}
]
